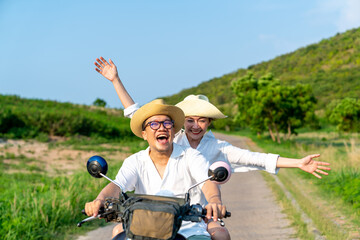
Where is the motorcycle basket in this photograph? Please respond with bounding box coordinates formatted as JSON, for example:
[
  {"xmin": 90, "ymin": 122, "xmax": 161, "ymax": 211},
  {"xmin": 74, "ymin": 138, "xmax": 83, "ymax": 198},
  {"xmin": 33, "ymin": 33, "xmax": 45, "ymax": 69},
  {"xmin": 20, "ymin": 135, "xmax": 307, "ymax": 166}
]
[{"xmin": 122, "ymin": 194, "xmax": 186, "ymax": 240}]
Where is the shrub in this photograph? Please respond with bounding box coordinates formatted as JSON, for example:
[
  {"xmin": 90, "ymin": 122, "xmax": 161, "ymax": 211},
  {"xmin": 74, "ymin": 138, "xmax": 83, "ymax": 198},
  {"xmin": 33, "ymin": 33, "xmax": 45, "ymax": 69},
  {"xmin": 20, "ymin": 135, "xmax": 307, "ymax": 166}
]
[{"xmin": 328, "ymin": 98, "xmax": 360, "ymax": 132}]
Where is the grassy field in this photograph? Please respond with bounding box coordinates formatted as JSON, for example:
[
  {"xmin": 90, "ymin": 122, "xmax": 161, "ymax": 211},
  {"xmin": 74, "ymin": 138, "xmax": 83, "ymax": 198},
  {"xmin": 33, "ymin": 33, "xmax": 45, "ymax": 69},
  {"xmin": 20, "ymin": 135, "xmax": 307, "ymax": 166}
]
[{"xmin": 0, "ymin": 137, "xmax": 146, "ymax": 240}]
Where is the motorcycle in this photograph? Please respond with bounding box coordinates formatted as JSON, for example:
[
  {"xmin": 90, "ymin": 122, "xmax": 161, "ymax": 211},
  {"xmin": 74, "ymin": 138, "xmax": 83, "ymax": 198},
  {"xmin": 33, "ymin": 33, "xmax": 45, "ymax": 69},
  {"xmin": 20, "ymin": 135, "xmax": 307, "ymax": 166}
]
[{"xmin": 77, "ymin": 156, "xmax": 232, "ymax": 240}]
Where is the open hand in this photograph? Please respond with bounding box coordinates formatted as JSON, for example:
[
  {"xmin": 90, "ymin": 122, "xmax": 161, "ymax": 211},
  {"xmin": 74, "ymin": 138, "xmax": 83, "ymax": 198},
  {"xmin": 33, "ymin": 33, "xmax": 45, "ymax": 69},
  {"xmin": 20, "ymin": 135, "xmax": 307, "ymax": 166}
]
[
  {"xmin": 299, "ymin": 154, "xmax": 331, "ymax": 179},
  {"xmin": 94, "ymin": 56, "xmax": 119, "ymax": 82}
]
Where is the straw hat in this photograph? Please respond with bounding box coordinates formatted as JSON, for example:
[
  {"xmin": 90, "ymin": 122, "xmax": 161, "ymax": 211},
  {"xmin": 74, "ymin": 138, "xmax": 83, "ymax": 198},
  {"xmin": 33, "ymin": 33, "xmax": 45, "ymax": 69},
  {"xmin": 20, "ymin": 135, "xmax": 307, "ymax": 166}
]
[
  {"xmin": 175, "ymin": 95, "xmax": 227, "ymax": 119},
  {"xmin": 130, "ymin": 99, "xmax": 185, "ymax": 138}
]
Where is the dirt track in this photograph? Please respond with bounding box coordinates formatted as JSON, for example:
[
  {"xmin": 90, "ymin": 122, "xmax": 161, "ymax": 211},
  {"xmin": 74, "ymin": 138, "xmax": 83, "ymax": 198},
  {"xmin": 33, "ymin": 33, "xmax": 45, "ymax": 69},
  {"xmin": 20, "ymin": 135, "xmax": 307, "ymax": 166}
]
[
  {"xmin": 214, "ymin": 133, "xmax": 297, "ymax": 240},
  {"xmin": 76, "ymin": 133, "xmax": 297, "ymax": 240}
]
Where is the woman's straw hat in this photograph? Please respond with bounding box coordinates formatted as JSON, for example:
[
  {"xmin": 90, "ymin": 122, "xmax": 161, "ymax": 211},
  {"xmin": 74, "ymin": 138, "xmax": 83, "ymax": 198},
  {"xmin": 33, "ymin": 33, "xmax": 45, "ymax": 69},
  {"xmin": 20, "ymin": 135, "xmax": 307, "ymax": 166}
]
[
  {"xmin": 175, "ymin": 95, "xmax": 226, "ymax": 119},
  {"xmin": 130, "ymin": 99, "xmax": 185, "ymax": 138}
]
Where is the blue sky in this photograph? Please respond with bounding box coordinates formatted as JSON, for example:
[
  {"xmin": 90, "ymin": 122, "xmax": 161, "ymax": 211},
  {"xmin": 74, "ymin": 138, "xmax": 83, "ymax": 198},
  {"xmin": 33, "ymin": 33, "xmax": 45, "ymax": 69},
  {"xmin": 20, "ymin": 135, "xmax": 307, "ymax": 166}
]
[{"xmin": 1, "ymin": 0, "xmax": 359, "ymax": 108}]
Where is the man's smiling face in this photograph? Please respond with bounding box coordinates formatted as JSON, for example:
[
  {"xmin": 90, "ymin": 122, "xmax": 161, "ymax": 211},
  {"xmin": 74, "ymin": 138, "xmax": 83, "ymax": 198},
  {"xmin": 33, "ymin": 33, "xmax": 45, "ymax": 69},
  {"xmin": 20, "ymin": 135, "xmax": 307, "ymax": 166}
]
[{"xmin": 141, "ymin": 115, "xmax": 175, "ymax": 154}]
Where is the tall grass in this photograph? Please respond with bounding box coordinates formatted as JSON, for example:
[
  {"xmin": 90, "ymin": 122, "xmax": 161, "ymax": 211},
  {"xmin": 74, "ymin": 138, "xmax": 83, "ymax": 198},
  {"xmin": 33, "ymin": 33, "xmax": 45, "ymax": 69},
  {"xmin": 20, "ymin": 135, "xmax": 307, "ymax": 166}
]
[
  {"xmin": 1, "ymin": 171, "xmax": 103, "ymax": 239},
  {"xmin": 0, "ymin": 138, "xmax": 145, "ymax": 240},
  {"xmin": 0, "ymin": 159, "xmax": 126, "ymax": 240},
  {"xmin": 344, "ymin": 138, "xmax": 360, "ymax": 169}
]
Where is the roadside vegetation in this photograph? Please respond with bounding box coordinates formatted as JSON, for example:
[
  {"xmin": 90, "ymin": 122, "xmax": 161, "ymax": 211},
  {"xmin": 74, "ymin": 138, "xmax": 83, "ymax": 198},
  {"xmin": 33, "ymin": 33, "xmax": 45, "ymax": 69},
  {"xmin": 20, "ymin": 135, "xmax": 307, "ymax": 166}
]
[
  {"xmin": 0, "ymin": 137, "xmax": 145, "ymax": 240},
  {"xmin": 228, "ymin": 128, "xmax": 360, "ymax": 239},
  {"xmin": 0, "ymin": 95, "xmax": 146, "ymax": 239},
  {"xmin": 0, "ymin": 95, "xmax": 134, "ymax": 141}
]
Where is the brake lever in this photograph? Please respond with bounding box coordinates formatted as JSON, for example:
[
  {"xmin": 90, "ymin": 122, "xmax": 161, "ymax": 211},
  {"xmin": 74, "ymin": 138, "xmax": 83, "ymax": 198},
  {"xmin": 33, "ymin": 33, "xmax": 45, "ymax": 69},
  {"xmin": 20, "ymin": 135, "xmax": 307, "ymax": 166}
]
[
  {"xmin": 77, "ymin": 214, "xmax": 101, "ymax": 227},
  {"xmin": 77, "ymin": 207, "xmax": 107, "ymax": 227}
]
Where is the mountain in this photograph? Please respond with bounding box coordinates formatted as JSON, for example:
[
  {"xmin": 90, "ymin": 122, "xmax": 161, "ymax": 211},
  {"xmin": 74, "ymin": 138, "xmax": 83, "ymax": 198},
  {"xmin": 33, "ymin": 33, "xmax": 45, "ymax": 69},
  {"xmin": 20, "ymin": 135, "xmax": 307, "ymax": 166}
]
[{"xmin": 163, "ymin": 27, "xmax": 360, "ymax": 114}]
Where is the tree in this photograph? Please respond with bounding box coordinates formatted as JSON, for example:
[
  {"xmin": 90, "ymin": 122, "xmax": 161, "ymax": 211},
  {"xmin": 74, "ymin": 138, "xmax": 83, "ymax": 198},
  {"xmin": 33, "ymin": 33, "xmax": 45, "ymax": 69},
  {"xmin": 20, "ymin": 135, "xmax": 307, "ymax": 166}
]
[
  {"xmin": 328, "ymin": 98, "xmax": 360, "ymax": 132},
  {"xmin": 93, "ymin": 98, "xmax": 107, "ymax": 107},
  {"xmin": 231, "ymin": 72, "xmax": 317, "ymax": 143}
]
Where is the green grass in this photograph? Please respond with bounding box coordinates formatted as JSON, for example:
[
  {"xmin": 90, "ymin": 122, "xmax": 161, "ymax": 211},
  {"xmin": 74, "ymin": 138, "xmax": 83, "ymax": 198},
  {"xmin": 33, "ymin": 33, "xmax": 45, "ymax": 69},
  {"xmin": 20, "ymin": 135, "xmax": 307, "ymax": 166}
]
[
  {"xmin": 2, "ymin": 154, "xmax": 44, "ymax": 172},
  {"xmin": 277, "ymin": 171, "xmax": 348, "ymax": 240},
  {"xmin": 1, "ymin": 170, "xmax": 105, "ymax": 239},
  {"xmin": 51, "ymin": 137, "xmax": 148, "ymax": 154},
  {"xmin": 262, "ymin": 173, "xmax": 315, "ymax": 240},
  {"xmin": 0, "ymin": 138, "xmax": 145, "ymax": 240}
]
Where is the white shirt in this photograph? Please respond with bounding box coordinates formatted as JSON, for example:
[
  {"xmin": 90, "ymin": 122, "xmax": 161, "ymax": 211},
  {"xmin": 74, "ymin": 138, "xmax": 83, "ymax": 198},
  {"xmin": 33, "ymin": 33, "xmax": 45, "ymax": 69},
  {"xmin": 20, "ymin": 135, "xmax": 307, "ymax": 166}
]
[
  {"xmin": 115, "ymin": 143, "xmax": 210, "ymax": 238},
  {"xmin": 124, "ymin": 103, "xmax": 279, "ymax": 174},
  {"xmin": 175, "ymin": 129, "xmax": 279, "ymax": 174}
]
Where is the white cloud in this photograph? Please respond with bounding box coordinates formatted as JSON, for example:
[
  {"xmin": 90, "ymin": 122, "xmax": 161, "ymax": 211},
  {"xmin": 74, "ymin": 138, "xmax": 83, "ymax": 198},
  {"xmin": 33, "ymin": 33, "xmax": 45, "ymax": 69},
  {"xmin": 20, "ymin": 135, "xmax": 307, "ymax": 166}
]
[
  {"xmin": 336, "ymin": 0, "xmax": 360, "ymax": 31},
  {"xmin": 314, "ymin": 0, "xmax": 360, "ymax": 32}
]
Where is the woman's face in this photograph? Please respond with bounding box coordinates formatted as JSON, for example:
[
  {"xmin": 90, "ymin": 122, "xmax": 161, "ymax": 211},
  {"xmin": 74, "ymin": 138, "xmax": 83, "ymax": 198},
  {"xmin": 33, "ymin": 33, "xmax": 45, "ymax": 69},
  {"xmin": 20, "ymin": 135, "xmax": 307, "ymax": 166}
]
[{"xmin": 184, "ymin": 116, "xmax": 211, "ymax": 142}]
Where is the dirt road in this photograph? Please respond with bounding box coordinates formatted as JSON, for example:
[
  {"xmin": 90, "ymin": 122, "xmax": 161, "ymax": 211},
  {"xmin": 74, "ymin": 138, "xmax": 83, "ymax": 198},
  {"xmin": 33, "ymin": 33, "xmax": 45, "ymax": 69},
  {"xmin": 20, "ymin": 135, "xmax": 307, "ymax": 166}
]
[
  {"xmin": 77, "ymin": 133, "xmax": 297, "ymax": 240},
  {"xmin": 214, "ymin": 133, "xmax": 297, "ymax": 240}
]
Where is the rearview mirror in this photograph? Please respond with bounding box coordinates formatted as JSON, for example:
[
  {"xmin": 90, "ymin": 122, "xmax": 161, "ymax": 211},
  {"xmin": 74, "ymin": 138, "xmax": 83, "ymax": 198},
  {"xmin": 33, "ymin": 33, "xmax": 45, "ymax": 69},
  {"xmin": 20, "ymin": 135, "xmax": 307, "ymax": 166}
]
[
  {"xmin": 87, "ymin": 155, "xmax": 108, "ymax": 178},
  {"xmin": 208, "ymin": 161, "xmax": 231, "ymax": 184}
]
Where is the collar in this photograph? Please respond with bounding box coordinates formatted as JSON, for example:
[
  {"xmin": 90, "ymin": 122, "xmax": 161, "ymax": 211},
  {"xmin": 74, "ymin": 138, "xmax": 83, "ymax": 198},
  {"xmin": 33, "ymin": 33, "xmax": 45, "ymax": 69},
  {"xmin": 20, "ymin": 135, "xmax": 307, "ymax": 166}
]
[
  {"xmin": 171, "ymin": 143, "xmax": 185, "ymax": 158},
  {"xmin": 203, "ymin": 130, "xmax": 215, "ymax": 139}
]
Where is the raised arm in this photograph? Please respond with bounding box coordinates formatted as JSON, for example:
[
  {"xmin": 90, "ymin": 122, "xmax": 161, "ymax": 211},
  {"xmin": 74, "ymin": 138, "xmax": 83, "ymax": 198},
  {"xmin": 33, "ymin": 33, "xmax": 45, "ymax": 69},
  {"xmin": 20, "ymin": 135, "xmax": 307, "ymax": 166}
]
[
  {"xmin": 94, "ymin": 56, "xmax": 135, "ymax": 108},
  {"xmin": 276, "ymin": 154, "xmax": 331, "ymax": 179}
]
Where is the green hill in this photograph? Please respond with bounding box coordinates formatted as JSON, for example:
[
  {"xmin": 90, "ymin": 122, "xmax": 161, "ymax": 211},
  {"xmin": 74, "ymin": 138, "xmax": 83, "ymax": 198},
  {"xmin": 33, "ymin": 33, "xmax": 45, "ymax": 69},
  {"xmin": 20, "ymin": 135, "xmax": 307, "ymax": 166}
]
[
  {"xmin": 0, "ymin": 95, "xmax": 134, "ymax": 140},
  {"xmin": 163, "ymin": 27, "xmax": 360, "ymax": 113}
]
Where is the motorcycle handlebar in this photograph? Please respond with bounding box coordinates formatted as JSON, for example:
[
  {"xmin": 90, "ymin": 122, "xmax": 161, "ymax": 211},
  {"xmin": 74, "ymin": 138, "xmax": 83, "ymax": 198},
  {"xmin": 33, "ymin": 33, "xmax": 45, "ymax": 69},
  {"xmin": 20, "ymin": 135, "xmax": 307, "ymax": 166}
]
[
  {"xmin": 78, "ymin": 202, "xmax": 231, "ymax": 228},
  {"xmin": 201, "ymin": 209, "xmax": 231, "ymax": 218}
]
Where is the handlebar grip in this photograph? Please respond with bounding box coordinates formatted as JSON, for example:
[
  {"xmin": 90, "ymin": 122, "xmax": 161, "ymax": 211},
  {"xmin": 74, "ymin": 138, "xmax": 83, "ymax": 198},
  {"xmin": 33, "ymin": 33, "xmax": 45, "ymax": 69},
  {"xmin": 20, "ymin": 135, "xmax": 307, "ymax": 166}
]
[{"xmin": 202, "ymin": 209, "xmax": 231, "ymax": 218}]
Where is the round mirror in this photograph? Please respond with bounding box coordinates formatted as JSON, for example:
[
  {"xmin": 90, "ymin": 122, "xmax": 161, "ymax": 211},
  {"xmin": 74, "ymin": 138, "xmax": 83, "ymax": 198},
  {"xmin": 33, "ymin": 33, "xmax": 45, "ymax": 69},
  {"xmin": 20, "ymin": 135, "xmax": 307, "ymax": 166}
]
[
  {"xmin": 87, "ymin": 155, "xmax": 108, "ymax": 178},
  {"xmin": 208, "ymin": 161, "xmax": 231, "ymax": 184}
]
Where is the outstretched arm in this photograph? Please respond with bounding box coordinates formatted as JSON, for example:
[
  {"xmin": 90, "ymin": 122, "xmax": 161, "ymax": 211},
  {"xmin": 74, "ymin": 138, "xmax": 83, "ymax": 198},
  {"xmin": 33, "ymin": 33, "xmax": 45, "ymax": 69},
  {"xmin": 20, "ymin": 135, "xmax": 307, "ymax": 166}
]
[
  {"xmin": 276, "ymin": 154, "xmax": 331, "ymax": 179},
  {"xmin": 94, "ymin": 56, "xmax": 135, "ymax": 108}
]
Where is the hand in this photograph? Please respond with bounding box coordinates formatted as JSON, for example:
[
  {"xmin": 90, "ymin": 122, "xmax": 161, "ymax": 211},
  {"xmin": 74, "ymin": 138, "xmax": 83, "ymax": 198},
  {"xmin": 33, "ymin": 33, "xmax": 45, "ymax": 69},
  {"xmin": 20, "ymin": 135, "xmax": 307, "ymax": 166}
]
[
  {"xmin": 94, "ymin": 56, "xmax": 119, "ymax": 82},
  {"xmin": 204, "ymin": 202, "xmax": 226, "ymax": 222},
  {"xmin": 85, "ymin": 199, "xmax": 103, "ymax": 217},
  {"xmin": 298, "ymin": 154, "xmax": 331, "ymax": 179}
]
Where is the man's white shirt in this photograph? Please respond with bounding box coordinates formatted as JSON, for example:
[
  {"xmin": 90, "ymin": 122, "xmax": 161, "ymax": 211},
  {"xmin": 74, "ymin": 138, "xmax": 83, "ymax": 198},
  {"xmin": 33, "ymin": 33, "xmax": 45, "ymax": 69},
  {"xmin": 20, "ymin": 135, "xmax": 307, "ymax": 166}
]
[{"xmin": 115, "ymin": 143, "xmax": 210, "ymax": 238}]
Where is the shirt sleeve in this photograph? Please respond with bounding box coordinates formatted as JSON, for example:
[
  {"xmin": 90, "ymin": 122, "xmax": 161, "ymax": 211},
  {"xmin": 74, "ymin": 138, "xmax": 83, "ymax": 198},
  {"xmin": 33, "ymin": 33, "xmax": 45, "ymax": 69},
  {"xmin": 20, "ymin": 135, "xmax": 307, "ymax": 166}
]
[
  {"xmin": 123, "ymin": 103, "xmax": 140, "ymax": 118},
  {"xmin": 190, "ymin": 149, "xmax": 210, "ymax": 188},
  {"xmin": 186, "ymin": 149, "xmax": 210, "ymax": 189},
  {"xmin": 114, "ymin": 156, "xmax": 138, "ymax": 192},
  {"xmin": 221, "ymin": 141, "xmax": 279, "ymax": 174}
]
